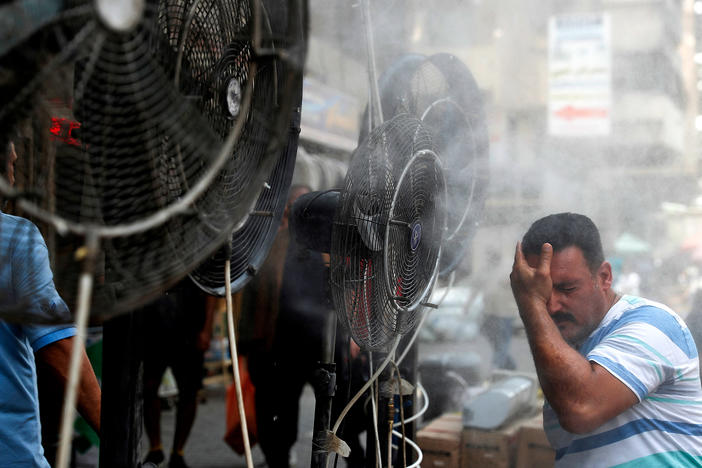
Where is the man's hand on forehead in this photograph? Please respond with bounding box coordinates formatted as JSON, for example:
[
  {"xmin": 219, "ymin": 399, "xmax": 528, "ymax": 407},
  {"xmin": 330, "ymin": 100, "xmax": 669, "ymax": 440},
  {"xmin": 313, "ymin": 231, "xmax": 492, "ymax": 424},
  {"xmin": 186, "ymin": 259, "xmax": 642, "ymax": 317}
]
[{"xmin": 510, "ymin": 242, "xmax": 554, "ymax": 310}]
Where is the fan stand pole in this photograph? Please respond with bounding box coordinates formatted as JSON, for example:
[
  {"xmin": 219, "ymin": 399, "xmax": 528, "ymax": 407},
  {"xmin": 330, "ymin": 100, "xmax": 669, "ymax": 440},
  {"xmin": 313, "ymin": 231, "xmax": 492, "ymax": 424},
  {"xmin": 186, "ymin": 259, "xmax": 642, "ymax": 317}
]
[
  {"xmin": 224, "ymin": 244, "xmax": 255, "ymax": 468},
  {"xmin": 361, "ymin": 0, "xmax": 384, "ymax": 131},
  {"xmin": 56, "ymin": 231, "xmax": 99, "ymax": 468},
  {"xmin": 310, "ymin": 310, "xmax": 337, "ymax": 468}
]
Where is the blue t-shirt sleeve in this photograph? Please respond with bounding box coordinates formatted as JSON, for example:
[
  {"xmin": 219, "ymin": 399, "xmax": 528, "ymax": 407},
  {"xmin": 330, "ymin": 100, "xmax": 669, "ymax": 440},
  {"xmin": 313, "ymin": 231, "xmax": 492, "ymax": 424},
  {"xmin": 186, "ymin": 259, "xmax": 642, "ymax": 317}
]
[
  {"xmin": 12, "ymin": 221, "xmax": 71, "ymax": 323},
  {"xmin": 23, "ymin": 324, "xmax": 76, "ymax": 352}
]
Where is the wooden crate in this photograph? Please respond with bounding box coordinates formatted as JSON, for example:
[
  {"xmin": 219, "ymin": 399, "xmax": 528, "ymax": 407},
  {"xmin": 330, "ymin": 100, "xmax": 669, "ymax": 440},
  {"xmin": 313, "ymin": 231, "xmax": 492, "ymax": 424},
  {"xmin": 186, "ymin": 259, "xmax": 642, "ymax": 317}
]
[
  {"xmin": 418, "ymin": 413, "xmax": 463, "ymax": 468},
  {"xmin": 515, "ymin": 413, "xmax": 555, "ymax": 468},
  {"xmin": 460, "ymin": 420, "xmax": 520, "ymax": 468}
]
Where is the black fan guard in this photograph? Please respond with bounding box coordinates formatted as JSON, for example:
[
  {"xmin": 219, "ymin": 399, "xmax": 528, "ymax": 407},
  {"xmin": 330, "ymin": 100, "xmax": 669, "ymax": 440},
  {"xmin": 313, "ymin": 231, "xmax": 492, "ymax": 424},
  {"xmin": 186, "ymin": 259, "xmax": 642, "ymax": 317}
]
[
  {"xmin": 330, "ymin": 114, "xmax": 446, "ymax": 351},
  {"xmin": 363, "ymin": 53, "xmax": 489, "ymax": 279},
  {"xmin": 0, "ymin": 0, "xmax": 307, "ymax": 318}
]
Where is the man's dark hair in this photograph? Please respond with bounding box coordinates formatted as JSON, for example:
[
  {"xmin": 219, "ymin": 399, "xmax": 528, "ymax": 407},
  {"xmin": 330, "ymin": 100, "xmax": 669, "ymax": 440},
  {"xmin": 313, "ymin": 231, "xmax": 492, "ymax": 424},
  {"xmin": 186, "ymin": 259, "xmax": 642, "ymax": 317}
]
[{"xmin": 522, "ymin": 212, "xmax": 605, "ymax": 273}]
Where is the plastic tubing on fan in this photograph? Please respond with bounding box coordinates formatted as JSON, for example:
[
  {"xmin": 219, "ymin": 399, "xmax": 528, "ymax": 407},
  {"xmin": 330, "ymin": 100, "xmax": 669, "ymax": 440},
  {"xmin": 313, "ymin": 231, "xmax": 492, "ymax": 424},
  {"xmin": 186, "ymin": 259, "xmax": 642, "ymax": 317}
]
[
  {"xmin": 391, "ymin": 429, "xmax": 423, "ymax": 468},
  {"xmin": 225, "ymin": 256, "xmax": 254, "ymax": 468},
  {"xmin": 325, "ymin": 336, "xmax": 401, "ymax": 468}
]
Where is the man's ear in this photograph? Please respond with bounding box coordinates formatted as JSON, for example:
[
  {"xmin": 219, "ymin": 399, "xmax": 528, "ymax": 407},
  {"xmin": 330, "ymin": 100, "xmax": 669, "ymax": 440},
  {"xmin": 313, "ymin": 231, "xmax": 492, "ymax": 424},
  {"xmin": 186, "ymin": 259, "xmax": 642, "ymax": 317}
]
[{"xmin": 598, "ymin": 261, "xmax": 613, "ymax": 290}]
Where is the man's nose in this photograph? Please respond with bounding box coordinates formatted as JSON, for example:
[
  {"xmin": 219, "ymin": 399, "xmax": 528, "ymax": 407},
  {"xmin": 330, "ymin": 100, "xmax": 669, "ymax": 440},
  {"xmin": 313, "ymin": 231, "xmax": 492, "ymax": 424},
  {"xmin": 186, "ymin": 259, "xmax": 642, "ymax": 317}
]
[{"xmin": 546, "ymin": 292, "xmax": 562, "ymax": 315}]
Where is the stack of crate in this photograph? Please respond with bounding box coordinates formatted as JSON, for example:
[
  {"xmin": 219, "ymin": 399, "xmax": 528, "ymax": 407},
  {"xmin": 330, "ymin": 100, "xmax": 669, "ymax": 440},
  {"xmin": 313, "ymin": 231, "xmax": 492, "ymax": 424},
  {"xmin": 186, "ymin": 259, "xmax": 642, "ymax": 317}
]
[{"xmin": 417, "ymin": 412, "xmax": 555, "ymax": 468}]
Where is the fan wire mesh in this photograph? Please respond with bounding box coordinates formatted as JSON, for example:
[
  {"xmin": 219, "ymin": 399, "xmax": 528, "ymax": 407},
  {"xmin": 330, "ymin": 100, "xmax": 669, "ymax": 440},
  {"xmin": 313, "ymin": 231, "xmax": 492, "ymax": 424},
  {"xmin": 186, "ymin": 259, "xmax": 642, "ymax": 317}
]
[
  {"xmin": 378, "ymin": 54, "xmax": 489, "ymax": 277},
  {"xmin": 0, "ymin": 0, "xmax": 306, "ymax": 317},
  {"xmin": 330, "ymin": 114, "xmax": 445, "ymax": 351}
]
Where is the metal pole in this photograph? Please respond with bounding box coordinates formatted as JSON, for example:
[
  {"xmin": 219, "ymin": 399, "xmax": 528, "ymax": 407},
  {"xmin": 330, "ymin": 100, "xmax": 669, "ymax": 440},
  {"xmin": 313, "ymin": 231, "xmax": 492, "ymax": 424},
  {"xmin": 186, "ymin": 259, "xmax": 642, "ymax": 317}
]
[
  {"xmin": 311, "ymin": 310, "xmax": 337, "ymax": 468},
  {"xmin": 56, "ymin": 231, "xmax": 98, "ymax": 468}
]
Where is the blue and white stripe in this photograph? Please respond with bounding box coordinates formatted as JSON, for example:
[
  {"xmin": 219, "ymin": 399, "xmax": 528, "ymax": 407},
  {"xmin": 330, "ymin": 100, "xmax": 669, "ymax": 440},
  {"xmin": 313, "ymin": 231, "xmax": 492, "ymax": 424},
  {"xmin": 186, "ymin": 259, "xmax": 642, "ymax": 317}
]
[{"xmin": 544, "ymin": 295, "xmax": 702, "ymax": 467}]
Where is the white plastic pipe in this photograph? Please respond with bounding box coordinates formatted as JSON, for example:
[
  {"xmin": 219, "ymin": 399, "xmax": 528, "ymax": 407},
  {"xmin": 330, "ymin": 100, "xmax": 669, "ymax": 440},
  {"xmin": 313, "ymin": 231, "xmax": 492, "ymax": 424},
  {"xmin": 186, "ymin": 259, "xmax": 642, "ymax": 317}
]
[
  {"xmin": 56, "ymin": 233, "xmax": 98, "ymax": 468},
  {"xmin": 225, "ymin": 258, "xmax": 254, "ymax": 468}
]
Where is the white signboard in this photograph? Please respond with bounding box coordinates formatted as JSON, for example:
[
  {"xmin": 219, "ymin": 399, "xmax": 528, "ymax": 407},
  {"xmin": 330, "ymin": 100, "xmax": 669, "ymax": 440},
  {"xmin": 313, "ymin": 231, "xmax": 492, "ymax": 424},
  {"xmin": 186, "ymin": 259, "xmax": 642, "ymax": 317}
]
[{"xmin": 548, "ymin": 13, "xmax": 611, "ymax": 136}]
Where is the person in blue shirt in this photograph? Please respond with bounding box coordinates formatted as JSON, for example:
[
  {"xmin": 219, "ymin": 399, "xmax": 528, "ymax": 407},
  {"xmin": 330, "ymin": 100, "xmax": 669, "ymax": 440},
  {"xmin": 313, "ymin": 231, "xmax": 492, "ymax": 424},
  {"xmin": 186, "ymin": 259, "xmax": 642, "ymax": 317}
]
[{"xmin": 0, "ymin": 135, "xmax": 101, "ymax": 467}]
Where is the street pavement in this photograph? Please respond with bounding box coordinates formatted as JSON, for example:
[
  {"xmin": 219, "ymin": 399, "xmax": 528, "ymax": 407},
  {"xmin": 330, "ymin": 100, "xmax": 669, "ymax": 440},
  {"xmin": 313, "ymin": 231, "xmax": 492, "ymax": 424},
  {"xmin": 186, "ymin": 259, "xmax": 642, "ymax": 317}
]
[{"xmin": 152, "ymin": 331, "xmax": 534, "ymax": 468}]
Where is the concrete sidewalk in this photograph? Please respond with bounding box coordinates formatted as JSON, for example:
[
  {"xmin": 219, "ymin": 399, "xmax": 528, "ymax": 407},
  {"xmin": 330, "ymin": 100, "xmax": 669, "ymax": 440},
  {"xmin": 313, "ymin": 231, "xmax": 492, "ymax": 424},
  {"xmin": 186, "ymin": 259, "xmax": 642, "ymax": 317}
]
[
  {"xmin": 161, "ymin": 332, "xmax": 534, "ymax": 468},
  {"xmin": 102, "ymin": 331, "xmax": 533, "ymax": 468},
  {"xmin": 152, "ymin": 383, "xmax": 317, "ymax": 468}
]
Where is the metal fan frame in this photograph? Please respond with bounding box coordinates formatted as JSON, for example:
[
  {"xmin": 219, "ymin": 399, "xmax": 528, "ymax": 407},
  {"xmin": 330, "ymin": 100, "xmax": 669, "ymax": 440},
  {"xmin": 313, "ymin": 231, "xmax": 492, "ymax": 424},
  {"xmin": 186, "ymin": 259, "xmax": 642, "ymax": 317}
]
[
  {"xmin": 419, "ymin": 96, "xmax": 479, "ymax": 242},
  {"xmin": 383, "ymin": 148, "xmax": 446, "ymax": 314},
  {"xmin": 363, "ymin": 53, "xmax": 489, "ymax": 278},
  {"xmin": 331, "ymin": 115, "xmax": 446, "ymax": 351},
  {"xmin": 185, "ymin": 0, "xmax": 306, "ymax": 297},
  {"xmin": 0, "ymin": 0, "xmax": 303, "ymax": 244},
  {"xmin": 187, "ymin": 108, "xmax": 300, "ymax": 296}
]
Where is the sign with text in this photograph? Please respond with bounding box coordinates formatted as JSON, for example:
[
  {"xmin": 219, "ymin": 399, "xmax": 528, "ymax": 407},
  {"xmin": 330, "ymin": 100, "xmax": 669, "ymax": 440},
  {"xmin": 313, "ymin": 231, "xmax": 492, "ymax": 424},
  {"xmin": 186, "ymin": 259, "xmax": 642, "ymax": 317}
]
[{"xmin": 548, "ymin": 13, "xmax": 611, "ymax": 136}]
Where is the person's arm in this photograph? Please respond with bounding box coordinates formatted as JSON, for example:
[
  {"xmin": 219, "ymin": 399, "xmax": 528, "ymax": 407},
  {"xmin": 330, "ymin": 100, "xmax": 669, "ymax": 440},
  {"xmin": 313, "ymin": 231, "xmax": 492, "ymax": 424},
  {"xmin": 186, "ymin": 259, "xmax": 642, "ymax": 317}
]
[
  {"xmin": 35, "ymin": 336, "xmax": 101, "ymax": 433},
  {"xmin": 510, "ymin": 242, "xmax": 637, "ymax": 434}
]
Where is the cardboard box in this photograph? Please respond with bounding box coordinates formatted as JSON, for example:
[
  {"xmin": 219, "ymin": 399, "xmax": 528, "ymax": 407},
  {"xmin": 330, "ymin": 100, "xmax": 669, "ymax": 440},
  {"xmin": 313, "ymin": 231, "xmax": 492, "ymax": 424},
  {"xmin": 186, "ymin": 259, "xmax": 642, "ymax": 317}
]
[
  {"xmin": 461, "ymin": 420, "xmax": 520, "ymax": 468},
  {"xmin": 515, "ymin": 413, "xmax": 555, "ymax": 468},
  {"xmin": 418, "ymin": 413, "xmax": 463, "ymax": 468}
]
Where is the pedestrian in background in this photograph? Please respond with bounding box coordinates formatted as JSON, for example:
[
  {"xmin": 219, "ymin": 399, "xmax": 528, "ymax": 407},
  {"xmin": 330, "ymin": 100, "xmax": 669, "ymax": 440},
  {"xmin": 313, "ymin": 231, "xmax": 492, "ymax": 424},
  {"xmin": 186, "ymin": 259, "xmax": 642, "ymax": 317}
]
[{"xmin": 141, "ymin": 278, "xmax": 216, "ymax": 468}]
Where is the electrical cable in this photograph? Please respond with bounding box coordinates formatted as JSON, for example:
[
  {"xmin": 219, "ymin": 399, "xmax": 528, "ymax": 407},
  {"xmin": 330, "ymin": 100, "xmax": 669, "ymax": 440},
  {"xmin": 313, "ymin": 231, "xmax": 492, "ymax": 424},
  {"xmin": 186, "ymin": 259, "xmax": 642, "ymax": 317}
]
[
  {"xmin": 391, "ymin": 362, "xmax": 407, "ymax": 465},
  {"xmin": 370, "ymin": 354, "xmax": 382, "ymax": 468},
  {"xmin": 224, "ymin": 253, "xmax": 254, "ymax": 468},
  {"xmin": 394, "ymin": 382, "xmax": 428, "ymax": 427},
  {"xmin": 325, "ymin": 337, "xmax": 400, "ymax": 468},
  {"xmin": 333, "ymin": 337, "xmax": 356, "ymax": 468},
  {"xmin": 391, "ymin": 429, "xmax": 423, "ymax": 468}
]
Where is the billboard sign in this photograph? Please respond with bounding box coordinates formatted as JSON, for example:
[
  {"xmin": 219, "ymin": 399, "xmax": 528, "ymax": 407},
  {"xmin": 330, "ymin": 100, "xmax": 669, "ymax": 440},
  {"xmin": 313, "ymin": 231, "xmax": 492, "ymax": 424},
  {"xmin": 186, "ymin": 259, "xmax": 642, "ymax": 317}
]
[{"xmin": 548, "ymin": 13, "xmax": 611, "ymax": 136}]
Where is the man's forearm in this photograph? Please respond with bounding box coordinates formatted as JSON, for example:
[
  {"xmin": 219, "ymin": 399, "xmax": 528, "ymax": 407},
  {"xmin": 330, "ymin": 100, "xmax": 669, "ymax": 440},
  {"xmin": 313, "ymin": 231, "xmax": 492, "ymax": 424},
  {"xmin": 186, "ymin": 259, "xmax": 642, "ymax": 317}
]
[
  {"xmin": 519, "ymin": 300, "xmax": 599, "ymax": 428},
  {"xmin": 76, "ymin": 349, "xmax": 101, "ymax": 433},
  {"xmin": 35, "ymin": 337, "xmax": 102, "ymax": 433},
  {"xmin": 511, "ymin": 242, "xmax": 638, "ymax": 433}
]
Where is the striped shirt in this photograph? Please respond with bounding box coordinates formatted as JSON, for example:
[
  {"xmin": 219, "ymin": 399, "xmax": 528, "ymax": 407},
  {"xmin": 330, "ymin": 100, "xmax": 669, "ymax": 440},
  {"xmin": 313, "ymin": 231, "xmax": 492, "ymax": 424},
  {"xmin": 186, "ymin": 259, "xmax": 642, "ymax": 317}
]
[{"xmin": 544, "ymin": 295, "xmax": 702, "ymax": 467}]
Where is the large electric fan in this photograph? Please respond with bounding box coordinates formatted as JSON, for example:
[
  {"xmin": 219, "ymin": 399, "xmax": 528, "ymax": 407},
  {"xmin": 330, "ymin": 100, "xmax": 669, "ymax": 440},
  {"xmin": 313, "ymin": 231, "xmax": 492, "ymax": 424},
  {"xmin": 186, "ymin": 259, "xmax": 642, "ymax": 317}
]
[
  {"xmin": 185, "ymin": 0, "xmax": 304, "ymax": 296},
  {"xmin": 0, "ymin": 2, "xmax": 305, "ymax": 468},
  {"xmin": 187, "ymin": 134, "xmax": 298, "ymax": 294},
  {"xmin": 0, "ymin": 0, "xmax": 306, "ymax": 317},
  {"xmin": 369, "ymin": 53, "xmax": 489, "ymax": 278},
  {"xmin": 330, "ymin": 113, "xmax": 446, "ymax": 352}
]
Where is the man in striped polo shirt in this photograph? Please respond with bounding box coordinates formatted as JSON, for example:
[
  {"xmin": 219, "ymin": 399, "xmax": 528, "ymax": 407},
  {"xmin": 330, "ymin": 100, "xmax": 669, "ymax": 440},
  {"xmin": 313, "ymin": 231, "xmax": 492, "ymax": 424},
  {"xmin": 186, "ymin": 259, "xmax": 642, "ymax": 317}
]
[{"xmin": 510, "ymin": 213, "xmax": 702, "ymax": 467}]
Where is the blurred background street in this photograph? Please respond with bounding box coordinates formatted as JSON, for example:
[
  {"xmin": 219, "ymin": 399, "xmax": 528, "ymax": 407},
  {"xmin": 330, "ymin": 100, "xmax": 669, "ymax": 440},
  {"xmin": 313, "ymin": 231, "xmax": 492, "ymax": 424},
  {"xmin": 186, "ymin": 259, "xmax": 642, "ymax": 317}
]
[{"xmin": 147, "ymin": 326, "xmax": 535, "ymax": 468}]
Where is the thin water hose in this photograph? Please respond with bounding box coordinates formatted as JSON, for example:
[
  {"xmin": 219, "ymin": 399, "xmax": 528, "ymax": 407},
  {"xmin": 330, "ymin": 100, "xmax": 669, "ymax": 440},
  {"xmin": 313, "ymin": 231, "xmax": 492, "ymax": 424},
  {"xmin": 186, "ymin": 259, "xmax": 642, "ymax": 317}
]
[
  {"xmin": 325, "ymin": 336, "xmax": 401, "ymax": 468},
  {"xmin": 56, "ymin": 233, "xmax": 98, "ymax": 468},
  {"xmin": 391, "ymin": 429, "xmax": 423, "ymax": 468},
  {"xmin": 391, "ymin": 362, "xmax": 407, "ymax": 464},
  {"xmin": 382, "ymin": 374, "xmax": 429, "ymax": 468},
  {"xmin": 394, "ymin": 382, "xmax": 428, "ymax": 427},
  {"xmin": 330, "ymin": 336, "xmax": 400, "ymax": 435},
  {"xmin": 225, "ymin": 256, "xmax": 254, "ymax": 468},
  {"xmin": 370, "ymin": 367, "xmax": 382, "ymax": 468}
]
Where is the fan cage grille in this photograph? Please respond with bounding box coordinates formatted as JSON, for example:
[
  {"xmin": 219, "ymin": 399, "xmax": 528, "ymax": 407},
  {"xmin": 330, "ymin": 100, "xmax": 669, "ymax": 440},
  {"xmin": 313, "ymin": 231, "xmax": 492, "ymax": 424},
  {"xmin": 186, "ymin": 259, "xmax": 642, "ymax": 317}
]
[
  {"xmin": 330, "ymin": 115, "xmax": 445, "ymax": 351},
  {"xmin": 376, "ymin": 53, "xmax": 489, "ymax": 277},
  {"xmin": 0, "ymin": 0, "xmax": 306, "ymax": 317}
]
